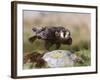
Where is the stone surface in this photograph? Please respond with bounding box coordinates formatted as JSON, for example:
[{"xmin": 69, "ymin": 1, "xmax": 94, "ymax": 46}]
[{"xmin": 42, "ymin": 50, "xmax": 78, "ymax": 68}]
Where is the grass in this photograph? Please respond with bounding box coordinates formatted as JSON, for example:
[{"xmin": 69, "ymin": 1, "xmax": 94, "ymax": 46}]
[{"xmin": 74, "ymin": 49, "xmax": 91, "ymax": 66}]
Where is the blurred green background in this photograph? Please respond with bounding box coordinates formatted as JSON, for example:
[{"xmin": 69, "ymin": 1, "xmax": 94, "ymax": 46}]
[{"xmin": 23, "ymin": 10, "xmax": 91, "ymax": 68}]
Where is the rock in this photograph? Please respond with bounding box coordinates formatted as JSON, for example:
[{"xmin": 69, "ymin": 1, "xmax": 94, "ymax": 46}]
[{"xmin": 42, "ymin": 50, "xmax": 78, "ymax": 68}]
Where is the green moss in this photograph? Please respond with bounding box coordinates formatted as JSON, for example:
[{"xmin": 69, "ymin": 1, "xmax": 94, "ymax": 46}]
[{"xmin": 74, "ymin": 49, "xmax": 91, "ymax": 66}]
